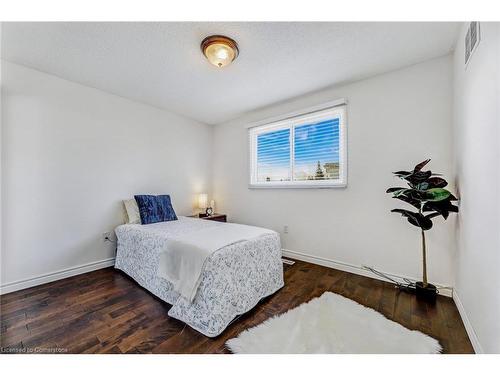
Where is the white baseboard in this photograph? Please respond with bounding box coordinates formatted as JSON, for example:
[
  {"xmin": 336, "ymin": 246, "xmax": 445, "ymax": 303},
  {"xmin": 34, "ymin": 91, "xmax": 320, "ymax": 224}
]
[
  {"xmin": 281, "ymin": 249, "xmax": 453, "ymax": 298},
  {"xmin": 0, "ymin": 257, "xmax": 116, "ymax": 295},
  {"xmin": 453, "ymin": 290, "xmax": 482, "ymax": 354}
]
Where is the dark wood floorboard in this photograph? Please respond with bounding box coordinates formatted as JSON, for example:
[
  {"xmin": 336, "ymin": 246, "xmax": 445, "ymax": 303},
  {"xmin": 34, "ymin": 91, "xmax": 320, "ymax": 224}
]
[{"xmin": 0, "ymin": 261, "xmax": 474, "ymax": 354}]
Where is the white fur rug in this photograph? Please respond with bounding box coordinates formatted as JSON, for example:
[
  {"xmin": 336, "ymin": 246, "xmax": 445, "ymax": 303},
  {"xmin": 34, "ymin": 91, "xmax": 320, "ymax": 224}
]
[{"xmin": 226, "ymin": 292, "xmax": 442, "ymax": 354}]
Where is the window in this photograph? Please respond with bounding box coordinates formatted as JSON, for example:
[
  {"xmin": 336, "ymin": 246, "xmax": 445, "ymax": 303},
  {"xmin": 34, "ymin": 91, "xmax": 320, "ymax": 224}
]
[{"xmin": 249, "ymin": 105, "xmax": 347, "ymax": 188}]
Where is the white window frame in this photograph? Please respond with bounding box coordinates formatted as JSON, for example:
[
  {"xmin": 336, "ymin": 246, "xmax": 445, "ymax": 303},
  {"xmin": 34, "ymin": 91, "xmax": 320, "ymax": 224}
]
[{"xmin": 249, "ymin": 104, "xmax": 347, "ymax": 189}]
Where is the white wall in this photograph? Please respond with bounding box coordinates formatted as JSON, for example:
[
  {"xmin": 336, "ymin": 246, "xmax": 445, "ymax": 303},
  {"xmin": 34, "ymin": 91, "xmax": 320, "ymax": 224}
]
[
  {"xmin": 0, "ymin": 24, "xmax": 3, "ymax": 288},
  {"xmin": 452, "ymin": 22, "xmax": 500, "ymax": 354},
  {"xmin": 213, "ymin": 56, "xmax": 455, "ymax": 286},
  {"xmin": 1, "ymin": 61, "xmax": 212, "ymax": 291}
]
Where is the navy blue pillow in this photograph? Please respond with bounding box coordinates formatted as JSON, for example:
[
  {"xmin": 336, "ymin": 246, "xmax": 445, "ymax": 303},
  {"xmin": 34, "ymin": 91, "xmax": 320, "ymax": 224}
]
[
  {"xmin": 134, "ymin": 194, "xmax": 178, "ymax": 225},
  {"xmin": 156, "ymin": 195, "xmax": 178, "ymax": 222}
]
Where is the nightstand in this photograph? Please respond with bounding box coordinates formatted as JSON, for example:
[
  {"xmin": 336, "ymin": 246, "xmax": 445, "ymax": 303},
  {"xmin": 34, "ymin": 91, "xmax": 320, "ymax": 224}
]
[{"xmin": 189, "ymin": 213, "xmax": 227, "ymax": 222}]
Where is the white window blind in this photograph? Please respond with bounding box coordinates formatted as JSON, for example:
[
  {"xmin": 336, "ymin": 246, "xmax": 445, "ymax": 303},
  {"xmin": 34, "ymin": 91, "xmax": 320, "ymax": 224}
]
[
  {"xmin": 255, "ymin": 127, "xmax": 291, "ymax": 182},
  {"xmin": 249, "ymin": 104, "xmax": 347, "ymax": 188}
]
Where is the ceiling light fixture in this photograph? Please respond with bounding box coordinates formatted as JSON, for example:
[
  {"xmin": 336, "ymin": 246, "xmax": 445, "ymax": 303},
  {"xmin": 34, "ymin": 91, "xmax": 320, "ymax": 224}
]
[{"xmin": 201, "ymin": 35, "xmax": 239, "ymax": 68}]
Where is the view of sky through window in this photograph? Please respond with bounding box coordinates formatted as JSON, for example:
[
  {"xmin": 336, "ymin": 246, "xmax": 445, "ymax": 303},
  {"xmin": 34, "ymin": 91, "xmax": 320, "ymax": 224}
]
[
  {"xmin": 294, "ymin": 119, "xmax": 339, "ymax": 180},
  {"xmin": 256, "ymin": 118, "xmax": 340, "ymax": 182},
  {"xmin": 256, "ymin": 128, "xmax": 290, "ymax": 182}
]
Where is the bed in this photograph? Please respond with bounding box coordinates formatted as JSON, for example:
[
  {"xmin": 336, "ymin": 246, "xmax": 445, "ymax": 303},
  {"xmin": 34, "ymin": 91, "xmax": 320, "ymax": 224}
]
[{"xmin": 114, "ymin": 216, "xmax": 284, "ymax": 337}]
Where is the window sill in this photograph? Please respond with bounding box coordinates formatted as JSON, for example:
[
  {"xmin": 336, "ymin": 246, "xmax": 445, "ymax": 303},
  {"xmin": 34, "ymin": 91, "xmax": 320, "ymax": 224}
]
[{"xmin": 248, "ymin": 182, "xmax": 347, "ymax": 189}]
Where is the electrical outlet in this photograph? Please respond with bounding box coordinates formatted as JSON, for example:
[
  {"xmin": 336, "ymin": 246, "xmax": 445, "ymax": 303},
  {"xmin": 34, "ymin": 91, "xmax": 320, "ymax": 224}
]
[
  {"xmin": 102, "ymin": 231, "xmax": 113, "ymax": 242},
  {"xmin": 283, "ymin": 225, "xmax": 289, "ymax": 234}
]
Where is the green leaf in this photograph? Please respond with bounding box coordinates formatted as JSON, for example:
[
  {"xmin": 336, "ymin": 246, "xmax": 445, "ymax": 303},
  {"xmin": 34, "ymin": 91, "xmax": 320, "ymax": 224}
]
[
  {"xmin": 413, "ymin": 159, "xmax": 431, "ymax": 172},
  {"xmin": 393, "ymin": 171, "xmax": 413, "ymax": 180},
  {"xmin": 392, "ymin": 194, "xmax": 421, "ymax": 209},
  {"xmin": 386, "ymin": 187, "xmax": 406, "ymax": 194},
  {"xmin": 391, "ymin": 209, "xmax": 433, "ymax": 230},
  {"xmin": 426, "ymin": 177, "xmax": 447, "ymax": 188},
  {"xmin": 415, "ymin": 182, "xmax": 429, "ymax": 191},
  {"xmin": 425, "ymin": 188, "xmax": 451, "ymax": 202},
  {"xmin": 406, "ymin": 189, "xmax": 427, "ymax": 201},
  {"xmin": 393, "ymin": 170, "xmax": 412, "ymax": 176},
  {"xmin": 422, "ymin": 199, "xmax": 459, "ymax": 219},
  {"xmin": 393, "ymin": 189, "xmax": 410, "ymax": 197},
  {"xmin": 406, "ymin": 170, "xmax": 432, "ymax": 185}
]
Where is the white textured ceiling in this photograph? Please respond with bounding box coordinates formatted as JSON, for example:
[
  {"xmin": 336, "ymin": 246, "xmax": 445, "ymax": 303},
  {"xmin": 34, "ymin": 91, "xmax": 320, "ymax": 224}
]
[{"xmin": 1, "ymin": 22, "xmax": 459, "ymax": 124}]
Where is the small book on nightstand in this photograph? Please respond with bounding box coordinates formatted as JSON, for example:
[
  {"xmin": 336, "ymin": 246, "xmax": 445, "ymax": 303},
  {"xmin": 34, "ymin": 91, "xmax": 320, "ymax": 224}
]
[{"xmin": 188, "ymin": 213, "xmax": 227, "ymax": 222}]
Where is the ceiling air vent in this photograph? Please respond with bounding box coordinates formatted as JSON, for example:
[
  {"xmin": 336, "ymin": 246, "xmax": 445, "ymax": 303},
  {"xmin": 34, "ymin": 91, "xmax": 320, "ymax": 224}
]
[{"xmin": 465, "ymin": 22, "xmax": 481, "ymax": 66}]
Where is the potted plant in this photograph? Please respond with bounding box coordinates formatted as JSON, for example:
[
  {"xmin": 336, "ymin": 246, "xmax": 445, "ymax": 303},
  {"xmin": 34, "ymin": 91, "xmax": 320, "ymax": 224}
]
[{"xmin": 386, "ymin": 159, "xmax": 458, "ymax": 301}]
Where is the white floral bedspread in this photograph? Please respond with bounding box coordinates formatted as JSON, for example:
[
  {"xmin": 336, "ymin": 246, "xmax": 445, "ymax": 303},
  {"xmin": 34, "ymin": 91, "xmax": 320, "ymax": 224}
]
[{"xmin": 114, "ymin": 216, "xmax": 284, "ymax": 337}]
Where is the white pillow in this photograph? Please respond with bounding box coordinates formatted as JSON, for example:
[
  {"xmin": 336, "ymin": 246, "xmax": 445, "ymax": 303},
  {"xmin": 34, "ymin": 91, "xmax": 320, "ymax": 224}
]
[{"xmin": 123, "ymin": 199, "xmax": 141, "ymax": 224}]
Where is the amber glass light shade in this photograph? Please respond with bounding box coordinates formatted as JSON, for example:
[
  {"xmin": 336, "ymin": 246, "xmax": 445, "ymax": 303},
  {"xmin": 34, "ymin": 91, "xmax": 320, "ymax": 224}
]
[{"xmin": 201, "ymin": 35, "xmax": 239, "ymax": 68}]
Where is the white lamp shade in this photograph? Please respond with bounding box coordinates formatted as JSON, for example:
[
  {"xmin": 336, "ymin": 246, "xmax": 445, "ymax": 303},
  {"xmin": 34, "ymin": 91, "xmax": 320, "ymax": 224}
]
[{"xmin": 198, "ymin": 193, "xmax": 208, "ymax": 209}]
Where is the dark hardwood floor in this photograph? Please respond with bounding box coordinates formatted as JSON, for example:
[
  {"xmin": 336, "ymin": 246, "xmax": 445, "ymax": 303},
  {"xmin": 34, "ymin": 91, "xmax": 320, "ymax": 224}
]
[{"xmin": 0, "ymin": 260, "xmax": 474, "ymax": 354}]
